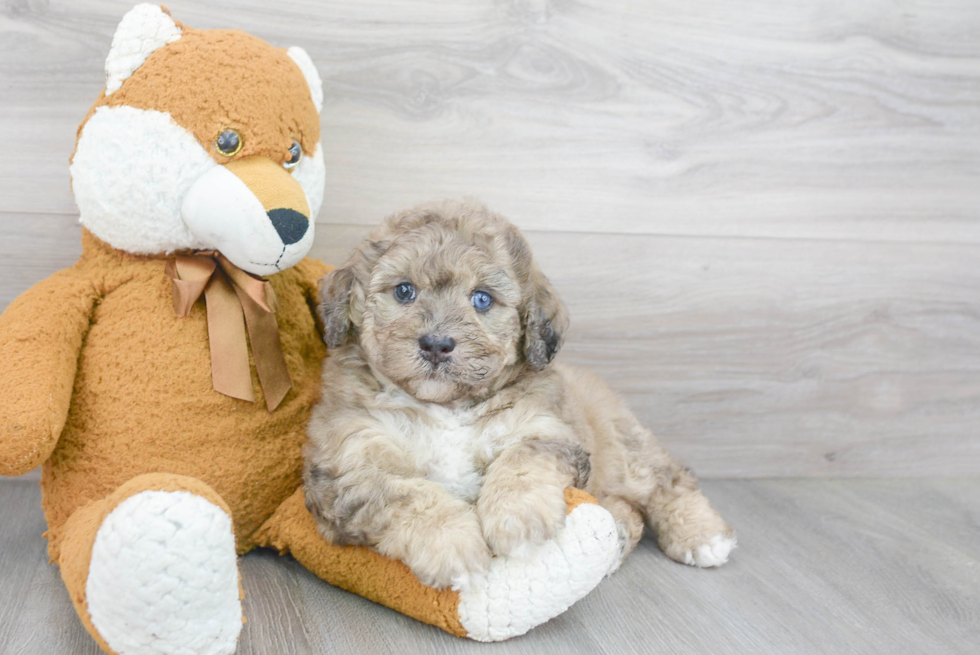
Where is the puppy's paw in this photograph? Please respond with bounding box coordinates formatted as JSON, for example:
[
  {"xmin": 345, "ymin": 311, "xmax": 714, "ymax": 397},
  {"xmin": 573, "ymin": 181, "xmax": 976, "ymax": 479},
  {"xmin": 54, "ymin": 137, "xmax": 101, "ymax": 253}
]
[
  {"xmin": 654, "ymin": 497, "xmax": 736, "ymax": 568},
  {"xmin": 399, "ymin": 508, "xmax": 491, "ymax": 590},
  {"xmin": 681, "ymin": 533, "xmax": 737, "ymax": 567},
  {"xmin": 660, "ymin": 530, "xmax": 737, "ymax": 568},
  {"xmin": 478, "ymin": 484, "xmax": 567, "ymax": 558}
]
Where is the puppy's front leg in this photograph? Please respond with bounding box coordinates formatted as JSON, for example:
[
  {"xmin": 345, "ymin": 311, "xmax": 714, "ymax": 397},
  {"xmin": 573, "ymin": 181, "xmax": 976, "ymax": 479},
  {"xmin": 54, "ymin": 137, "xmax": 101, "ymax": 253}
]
[
  {"xmin": 477, "ymin": 440, "xmax": 590, "ymax": 558},
  {"xmin": 304, "ymin": 437, "xmax": 490, "ymax": 590}
]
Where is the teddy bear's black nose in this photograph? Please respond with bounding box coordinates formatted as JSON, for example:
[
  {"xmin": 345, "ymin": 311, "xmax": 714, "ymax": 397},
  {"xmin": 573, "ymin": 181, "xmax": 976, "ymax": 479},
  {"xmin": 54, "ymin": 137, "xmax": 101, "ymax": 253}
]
[{"xmin": 268, "ymin": 208, "xmax": 308, "ymax": 245}]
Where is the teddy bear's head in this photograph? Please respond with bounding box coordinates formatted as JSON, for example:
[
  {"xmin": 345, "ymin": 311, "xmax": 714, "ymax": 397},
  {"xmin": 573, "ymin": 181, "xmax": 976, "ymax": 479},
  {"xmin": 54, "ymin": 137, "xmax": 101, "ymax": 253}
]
[{"xmin": 70, "ymin": 3, "xmax": 325, "ymax": 276}]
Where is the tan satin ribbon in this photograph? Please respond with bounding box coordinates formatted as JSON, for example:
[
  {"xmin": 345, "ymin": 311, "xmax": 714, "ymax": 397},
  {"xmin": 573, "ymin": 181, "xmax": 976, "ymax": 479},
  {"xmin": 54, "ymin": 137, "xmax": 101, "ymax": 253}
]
[{"xmin": 165, "ymin": 252, "xmax": 291, "ymax": 411}]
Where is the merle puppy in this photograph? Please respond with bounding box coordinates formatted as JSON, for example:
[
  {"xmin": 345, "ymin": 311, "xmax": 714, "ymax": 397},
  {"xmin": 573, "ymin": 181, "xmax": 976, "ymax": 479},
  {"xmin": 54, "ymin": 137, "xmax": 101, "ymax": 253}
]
[{"xmin": 304, "ymin": 199, "xmax": 735, "ymax": 590}]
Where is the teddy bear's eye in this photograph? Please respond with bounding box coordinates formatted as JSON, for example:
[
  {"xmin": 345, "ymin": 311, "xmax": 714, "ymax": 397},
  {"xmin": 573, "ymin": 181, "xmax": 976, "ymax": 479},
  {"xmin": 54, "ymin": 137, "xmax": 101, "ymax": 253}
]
[
  {"xmin": 283, "ymin": 140, "xmax": 302, "ymax": 169},
  {"xmin": 214, "ymin": 129, "xmax": 242, "ymax": 157}
]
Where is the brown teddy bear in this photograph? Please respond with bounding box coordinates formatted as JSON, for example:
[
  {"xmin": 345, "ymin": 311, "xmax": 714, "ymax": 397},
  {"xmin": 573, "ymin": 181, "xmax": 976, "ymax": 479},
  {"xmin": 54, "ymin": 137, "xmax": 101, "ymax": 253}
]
[{"xmin": 0, "ymin": 5, "xmax": 620, "ymax": 653}]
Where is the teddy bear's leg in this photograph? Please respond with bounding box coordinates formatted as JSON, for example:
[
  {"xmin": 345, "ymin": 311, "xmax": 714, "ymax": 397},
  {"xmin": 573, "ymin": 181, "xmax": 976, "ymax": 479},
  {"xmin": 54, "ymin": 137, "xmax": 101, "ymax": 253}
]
[
  {"xmin": 56, "ymin": 473, "xmax": 243, "ymax": 655},
  {"xmin": 255, "ymin": 487, "xmax": 620, "ymax": 642}
]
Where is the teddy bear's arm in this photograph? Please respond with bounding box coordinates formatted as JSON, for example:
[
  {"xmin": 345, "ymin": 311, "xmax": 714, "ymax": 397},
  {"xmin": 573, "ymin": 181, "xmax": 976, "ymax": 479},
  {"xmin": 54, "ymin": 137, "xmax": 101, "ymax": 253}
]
[{"xmin": 0, "ymin": 267, "xmax": 101, "ymax": 475}]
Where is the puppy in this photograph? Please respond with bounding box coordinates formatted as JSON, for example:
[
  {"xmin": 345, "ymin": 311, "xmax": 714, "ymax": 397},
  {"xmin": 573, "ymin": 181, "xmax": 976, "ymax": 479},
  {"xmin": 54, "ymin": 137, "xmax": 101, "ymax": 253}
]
[{"xmin": 304, "ymin": 199, "xmax": 735, "ymax": 590}]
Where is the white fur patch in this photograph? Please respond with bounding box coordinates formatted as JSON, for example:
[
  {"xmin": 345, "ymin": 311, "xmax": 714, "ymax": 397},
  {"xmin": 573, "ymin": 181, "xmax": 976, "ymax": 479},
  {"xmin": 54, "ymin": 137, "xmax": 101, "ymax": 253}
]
[
  {"xmin": 105, "ymin": 4, "xmax": 182, "ymax": 95},
  {"xmin": 181, "ymin": 164, "xmax": 314, "ymax": 276},
  {"xmin": 72, "ymin": 105, "xmax": 214, "ymax": 254},
  {"xmin": 287, "ymin": 46, "xmax": 323, "ymax": 114},
  {"xmin": 370, "ymin": 387, "xmax": 514, "ymax": 502},
  {"xmin": 682, "ymin": 533, "xmax": 737, "ymax": 568},
  {"xmin": 292, "ymin": 144, "xmax": 326, "ymax": 221},
  {"xmin": 86, "ymin": 490, "xmax": 242, "ymax": 655},
  {"xmin": 409, "ymin": 404, "xmax": 485, "ymax": 502},
  {"xmin": 457, "ymin": 502, "xmax": 619, "ymax": 641}
]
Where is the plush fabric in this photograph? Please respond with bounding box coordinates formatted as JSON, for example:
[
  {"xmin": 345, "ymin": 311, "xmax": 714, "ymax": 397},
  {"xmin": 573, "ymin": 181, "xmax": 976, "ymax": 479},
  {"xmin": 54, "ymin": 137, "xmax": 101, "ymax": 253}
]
[
  {"xmin": 104, "ymin": 3, "xmax": 182, "ymax": 95},
  {"xmin": 98, "ymin": 26, "xmax": 321, "ymax": 168},
  {"xmin": 32, "ymin": 231, "xmax": 328, "ymax": 561},
  {"xmin": 255, "ymin": 488, "xmax": 469, "ymax": 637},
  {"xmin": 0, "ymin": 268, "xmax": 100, "ymax": 476},
  {"xmin": 71, "ymin": 105, "xmax": 216, "ymax": 254},
  {"xmin": 58, "ymin": 473, "xmax": 242, "ymax": 655},
  {"xmin": 71, "ymin": 22, "xmax": 324, "ymax": 259},
  {"xmin": 255, "ymin": 487, "xmax": 619, "ymax": 642}
]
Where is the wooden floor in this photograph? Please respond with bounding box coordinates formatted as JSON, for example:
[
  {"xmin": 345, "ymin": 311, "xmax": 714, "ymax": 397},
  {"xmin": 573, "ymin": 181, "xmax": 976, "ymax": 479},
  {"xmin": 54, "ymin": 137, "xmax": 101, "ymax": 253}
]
[{"xmin": 1, "ymin": 477, "xmax": 976, "ymax": 654}]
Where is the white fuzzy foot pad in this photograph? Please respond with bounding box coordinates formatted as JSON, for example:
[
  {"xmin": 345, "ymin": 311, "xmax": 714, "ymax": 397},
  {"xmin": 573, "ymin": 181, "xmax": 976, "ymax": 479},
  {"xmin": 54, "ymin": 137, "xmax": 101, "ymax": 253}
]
[
  {"xmin": 681, "ymin": 533, "xmax": 738, "ymax": 568},
  {"xmin": 86, "ymin": 491, "xmax": 242, "ymax": 655},
  {"xmin": 458, "ymin": 503, "xmax": 620, "ymax": 642}
]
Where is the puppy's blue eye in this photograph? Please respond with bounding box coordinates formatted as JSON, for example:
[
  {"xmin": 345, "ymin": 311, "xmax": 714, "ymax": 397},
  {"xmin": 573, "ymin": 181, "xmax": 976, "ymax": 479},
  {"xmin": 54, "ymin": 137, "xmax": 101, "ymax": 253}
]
[
  {"xmin": 471, "ymin": 290, "xmax": 493, "ymax": 311},
  {"xmin": 394, "ymin": 282, "xmax": 416, "ymax": 303}
]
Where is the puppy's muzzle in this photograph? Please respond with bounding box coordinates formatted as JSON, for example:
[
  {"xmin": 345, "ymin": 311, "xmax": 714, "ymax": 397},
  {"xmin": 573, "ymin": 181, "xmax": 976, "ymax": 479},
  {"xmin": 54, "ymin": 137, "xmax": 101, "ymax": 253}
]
[{"xmin": 419, "ymin": 334, "xmax": 455, "ymax": 364}]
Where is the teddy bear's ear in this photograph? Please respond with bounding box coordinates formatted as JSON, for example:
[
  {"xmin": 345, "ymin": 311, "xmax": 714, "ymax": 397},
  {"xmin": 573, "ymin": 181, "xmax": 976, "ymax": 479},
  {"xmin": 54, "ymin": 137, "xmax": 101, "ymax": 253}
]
[
  {"xmin": 287, "ymin": 46, "xmax": 324, "ymax": 114},
  {"xmin": 104, "ymin": 4, "xmax": 182, "ymax": 95}
]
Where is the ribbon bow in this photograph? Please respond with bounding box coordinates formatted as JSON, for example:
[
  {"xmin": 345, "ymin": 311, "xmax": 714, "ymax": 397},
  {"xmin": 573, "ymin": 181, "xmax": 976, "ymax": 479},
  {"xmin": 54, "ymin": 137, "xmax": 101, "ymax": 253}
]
[{"xmin": 165, "ymin": 252, "xmax": 291, "ymax": 411}]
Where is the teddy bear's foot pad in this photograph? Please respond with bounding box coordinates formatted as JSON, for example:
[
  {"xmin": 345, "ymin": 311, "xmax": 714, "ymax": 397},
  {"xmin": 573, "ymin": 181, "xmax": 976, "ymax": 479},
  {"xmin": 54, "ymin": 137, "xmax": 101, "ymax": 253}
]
[
  {"xmin": 457, "ymin": 501, "xmax": 620, "ymax": 642},
  {"xmin": 86, "ymin": 490, "xmax": 242, "ymax": 655}
]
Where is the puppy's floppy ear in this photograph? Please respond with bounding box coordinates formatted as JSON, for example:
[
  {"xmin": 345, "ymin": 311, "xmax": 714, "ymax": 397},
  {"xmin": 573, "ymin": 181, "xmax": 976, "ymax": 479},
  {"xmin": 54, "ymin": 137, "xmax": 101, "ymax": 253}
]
[
  {"xmin": 318, "ymin": 267, "xmax": 356, "ymax": 348},
  {"xmin": 317, "ymin": 237, "xmax": 390, "ymax": 348},
  {"xmin": 523, "ymin": 270, "xmax": 569, "ymax": 370},
  {"xmin": 507, "ymin": 227, "xmax": 569, "ymax": 370}
]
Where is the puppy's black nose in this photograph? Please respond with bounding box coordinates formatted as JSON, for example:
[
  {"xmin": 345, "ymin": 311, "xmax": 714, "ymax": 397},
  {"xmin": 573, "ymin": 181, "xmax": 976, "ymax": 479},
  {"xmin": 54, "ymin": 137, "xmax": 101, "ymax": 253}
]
[
  {"xmin": 268, "ymin": 208, "xmax": 309, "ymax": 245},
  {"xmin": 419, "ymin": 334, "xmax": 456, "ymax": 363}
]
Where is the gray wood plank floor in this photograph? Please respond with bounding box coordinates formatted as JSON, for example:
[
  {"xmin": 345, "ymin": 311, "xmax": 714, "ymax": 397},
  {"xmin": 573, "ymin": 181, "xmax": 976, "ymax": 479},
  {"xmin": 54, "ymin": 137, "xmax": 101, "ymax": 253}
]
[{"xmin": 1, "ymin": 478, "xmax": 977, "ymax": 654}]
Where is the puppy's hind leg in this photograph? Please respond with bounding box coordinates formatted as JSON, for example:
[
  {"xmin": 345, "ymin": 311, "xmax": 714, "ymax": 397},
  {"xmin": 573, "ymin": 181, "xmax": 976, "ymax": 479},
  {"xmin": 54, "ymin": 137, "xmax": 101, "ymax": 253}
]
[
  {"xmin": 643, "ymin": 459, "xmax": 736, "ymax": 568},
  {"xmin": 567, "ymin": 367, "xmax": 735, "ymax": 569}
]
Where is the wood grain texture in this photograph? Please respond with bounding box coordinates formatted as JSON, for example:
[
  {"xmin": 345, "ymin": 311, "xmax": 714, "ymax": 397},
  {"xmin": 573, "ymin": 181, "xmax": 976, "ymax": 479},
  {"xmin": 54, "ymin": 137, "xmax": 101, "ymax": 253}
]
[
  {"xmin": 2, "ymin": 0, "xmax": 979, "ymax": 242},
  {"xmin": 1, "ymin": 0, "xmax": 979, "ymax": 479},
  {"xmin": 2, "ymin": 478, "xmax": 977, "ymax": 654},
  {"xmin": 0, "ymin": 213, "xmax": 81, "ymax": 309},
  {"xmin": 0, "ymin": 482, "xmax": 102, "ymax": 655}
]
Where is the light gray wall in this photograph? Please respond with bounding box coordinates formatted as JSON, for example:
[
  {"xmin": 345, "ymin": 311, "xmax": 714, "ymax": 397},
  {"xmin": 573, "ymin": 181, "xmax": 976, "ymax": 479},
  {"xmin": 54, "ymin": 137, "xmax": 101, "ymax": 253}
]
[{"xmin": 2, "ymin": 0, "xmax": 978, "ymax": 477}]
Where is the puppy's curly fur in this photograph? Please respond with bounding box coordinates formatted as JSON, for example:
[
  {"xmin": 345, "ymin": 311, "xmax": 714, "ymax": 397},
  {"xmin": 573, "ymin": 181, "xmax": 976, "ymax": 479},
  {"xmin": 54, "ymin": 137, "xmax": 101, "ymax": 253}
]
[{"xmin": 304, "ymin": 199, "xmax": 735, "ymax": 590}]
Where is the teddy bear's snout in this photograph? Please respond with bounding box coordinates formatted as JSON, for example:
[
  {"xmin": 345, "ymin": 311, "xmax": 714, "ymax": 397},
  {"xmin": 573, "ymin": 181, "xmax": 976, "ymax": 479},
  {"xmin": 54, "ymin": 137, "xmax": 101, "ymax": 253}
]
[{"xmin": 180, "ymin": 155, "xmax": 315, "ymax": 276}]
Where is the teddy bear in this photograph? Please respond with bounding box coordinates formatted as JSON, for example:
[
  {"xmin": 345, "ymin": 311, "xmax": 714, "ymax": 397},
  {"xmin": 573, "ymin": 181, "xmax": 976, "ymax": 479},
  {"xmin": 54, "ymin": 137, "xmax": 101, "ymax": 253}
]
[{"xmin": 0, "ymin": 5, "xmax": 621, "ymax": 653}]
